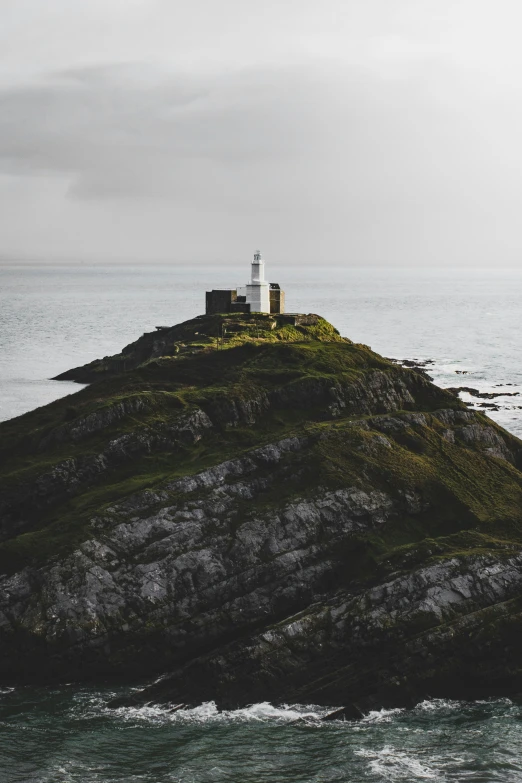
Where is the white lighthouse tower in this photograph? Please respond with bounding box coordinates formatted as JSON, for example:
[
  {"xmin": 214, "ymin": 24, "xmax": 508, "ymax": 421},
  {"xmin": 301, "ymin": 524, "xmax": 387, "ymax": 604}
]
[{"xmin": 245, "ymin": 250, "xmax": 270, "ymax": 313}]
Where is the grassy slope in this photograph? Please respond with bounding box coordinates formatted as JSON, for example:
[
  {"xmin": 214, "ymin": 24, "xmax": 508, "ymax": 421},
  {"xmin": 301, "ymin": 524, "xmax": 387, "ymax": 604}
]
[{"xmin": 1, "ymin": 314, "xmax": 522, "ymax": 583}]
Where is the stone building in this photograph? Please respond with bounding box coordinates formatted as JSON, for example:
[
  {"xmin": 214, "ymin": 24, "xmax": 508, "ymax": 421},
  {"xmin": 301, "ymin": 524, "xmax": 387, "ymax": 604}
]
[{"xmin": 205, "ymin": 251, "xmax": 285, "ymax": 315}]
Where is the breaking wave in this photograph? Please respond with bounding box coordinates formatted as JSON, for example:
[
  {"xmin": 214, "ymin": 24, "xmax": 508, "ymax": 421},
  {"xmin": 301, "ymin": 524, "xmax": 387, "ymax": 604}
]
[{"xmin": 98, "ymin": 699, "xmax": 333, "ymax": 726}]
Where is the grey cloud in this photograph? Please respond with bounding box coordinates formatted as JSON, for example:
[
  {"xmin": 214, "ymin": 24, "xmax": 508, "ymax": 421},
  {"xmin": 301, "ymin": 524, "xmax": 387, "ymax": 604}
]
[
  {"xmin": 2, "ymin": 52, "xmax": 522, "ymax": 264},
  {"xmin": 0, "ymin": 63, "xmax": 328, "ymax": 200}
]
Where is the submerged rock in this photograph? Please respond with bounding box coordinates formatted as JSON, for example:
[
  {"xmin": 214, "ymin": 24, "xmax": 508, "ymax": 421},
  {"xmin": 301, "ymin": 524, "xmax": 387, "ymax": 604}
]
[{"xmin": 1, "ymin": 313, "xmax": 522, "ymax": 712}]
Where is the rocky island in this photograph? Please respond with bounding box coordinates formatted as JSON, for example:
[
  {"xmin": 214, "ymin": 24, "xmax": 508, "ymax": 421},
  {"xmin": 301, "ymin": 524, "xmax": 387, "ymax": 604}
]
[{"xmin": 2, "ymin": 312, "xmax": 522, "ymax": 717}]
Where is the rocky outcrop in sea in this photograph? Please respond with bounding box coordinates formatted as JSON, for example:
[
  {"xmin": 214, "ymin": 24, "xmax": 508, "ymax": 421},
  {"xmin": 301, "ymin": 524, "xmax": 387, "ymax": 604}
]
[{"xmin": 1, "ymin": 313, "xmax": 522, "ymax": 715}]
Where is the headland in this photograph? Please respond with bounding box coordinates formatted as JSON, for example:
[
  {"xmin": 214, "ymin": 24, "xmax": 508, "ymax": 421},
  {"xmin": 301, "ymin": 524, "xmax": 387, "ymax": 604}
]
[{"xmin": 1, "ymin": 310, "xmax": 522, "ymax": 717}]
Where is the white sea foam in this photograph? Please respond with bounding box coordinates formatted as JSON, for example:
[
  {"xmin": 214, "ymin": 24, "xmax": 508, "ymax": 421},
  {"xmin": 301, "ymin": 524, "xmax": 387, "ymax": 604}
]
[
  {"xmin": 355, "ymin": 746, "xmax": 442, "ymax": 781},
  {"xmin": 360, "ymin": 707, "xmax": 405, "ymax": 724},
  {"xmin": 94, "ymin": 699, "xmax": 332, "ymax": 726},
  {"xmin": 413, "ymin": 698, "xmax": 462, "ymax": 714},
  {"xmin": 75, "ymin": 694, "xmax": 496, "ymax": 729}
]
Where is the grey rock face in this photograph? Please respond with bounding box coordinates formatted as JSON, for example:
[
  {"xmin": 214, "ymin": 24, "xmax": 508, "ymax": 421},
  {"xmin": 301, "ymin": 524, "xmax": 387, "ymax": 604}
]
[
  {"xmin": 0, "ymin": 431, "xmax": 396, "ymax": 679},
  {"xmin": 457, "ymin": 424, "xmax": 515, "ymax": 462},
  {"xmin": 39, "ymin": 396, "xmax": 150, "ymax": 449},
  {"xmin": 0, "ymin": 408, "xmax": 213, "ymax": 540},
  {"xmin": 158, "ymin": 552, "xmax": 522, "ymax": 709},
  {"xmin": 0, "ymin": 367, "xmax": 437, "ymax": 540},
  {"xmin": 2, "ymin": 355, "xmax": 522, "ymax": 713}
]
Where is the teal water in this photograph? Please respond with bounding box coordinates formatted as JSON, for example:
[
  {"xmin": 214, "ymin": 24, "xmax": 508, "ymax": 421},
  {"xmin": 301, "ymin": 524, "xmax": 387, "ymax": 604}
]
[
  {"xmin": 2, "ymin": 685, "xmax": 522, "ymax": 783},
  {"xmin": 2, "ymin": 263, "xmax": 522, "ymax": 781}
]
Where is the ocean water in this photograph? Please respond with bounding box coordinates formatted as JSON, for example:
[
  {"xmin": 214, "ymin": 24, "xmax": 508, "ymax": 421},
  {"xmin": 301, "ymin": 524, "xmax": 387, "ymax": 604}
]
[
  {"xmin": 2, "ymin": 686, "xmax": 522, "ymax": 783},
  {"xmin": 2, "ymin": 262, "xmax": 522, "ymax": 782}
]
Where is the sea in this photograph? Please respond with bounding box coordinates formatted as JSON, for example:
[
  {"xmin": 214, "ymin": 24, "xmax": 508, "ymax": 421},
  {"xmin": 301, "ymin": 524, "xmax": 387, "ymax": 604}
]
[{"xmin": 2, "ymin": 262, "xmax": 522, "ymax": 782}]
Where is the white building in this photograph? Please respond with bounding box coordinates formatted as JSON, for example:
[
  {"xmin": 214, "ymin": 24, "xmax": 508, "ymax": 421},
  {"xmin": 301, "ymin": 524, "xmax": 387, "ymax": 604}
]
[{"xmin": 237, "ymin": 250, "xmax": 271, "ymax": 313}]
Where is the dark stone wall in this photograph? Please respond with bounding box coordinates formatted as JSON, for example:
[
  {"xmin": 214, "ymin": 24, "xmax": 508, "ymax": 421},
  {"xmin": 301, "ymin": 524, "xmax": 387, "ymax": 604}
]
[
  {"xmin": 206, "ymin": 290, "xmax": 237, "ymax": 314},
  {"xmin": 230, "ymin": 301, "xmax": 251, "ymax": 314}
]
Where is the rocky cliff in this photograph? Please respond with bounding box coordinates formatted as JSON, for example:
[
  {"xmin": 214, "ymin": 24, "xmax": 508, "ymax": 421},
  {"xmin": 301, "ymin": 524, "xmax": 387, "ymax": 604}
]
[{"xmin": 2, "ymin": 312, "xmax": 522, "ymax": 714}]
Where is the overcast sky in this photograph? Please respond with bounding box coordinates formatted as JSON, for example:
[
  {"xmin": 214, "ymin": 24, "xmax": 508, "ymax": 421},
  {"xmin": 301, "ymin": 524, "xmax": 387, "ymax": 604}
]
[{"xmin": 2, "ymin": 0, "xmax": 522, "ymax": 265}]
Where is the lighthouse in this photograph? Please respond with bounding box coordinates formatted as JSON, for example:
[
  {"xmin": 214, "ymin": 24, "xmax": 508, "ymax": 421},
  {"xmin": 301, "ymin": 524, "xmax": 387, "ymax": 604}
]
[
  {"xmin": 244, "ymin": 250, "xmax": 270, "ymax": 313},
  {"xmin": 205, "ymin": 250, "xmax": 285, "ymax": 315}
]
